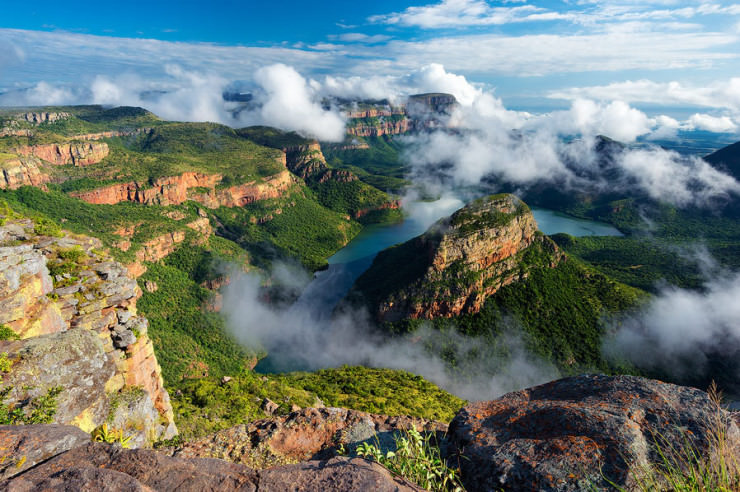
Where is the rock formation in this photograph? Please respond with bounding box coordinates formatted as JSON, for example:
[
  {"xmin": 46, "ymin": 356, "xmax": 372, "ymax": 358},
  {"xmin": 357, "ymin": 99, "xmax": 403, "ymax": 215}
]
[
  {"xmin": 14, "ymin": 142, "xmax": 109, "ymax": 166},
  {"xmin": 449, "ymin": 374, "xmax": 740, "ymax": 491},
  {"xmin": 0, "ymin": 213, "xmax": 176, "ymax": 446},
  {"xmin": 71, "ymin": 170, "xmax": 294, "ymax": 208},
  {"xmin": 0, "ymin": 156, "xmax": 50, "ymax": 190},
  {"xmin": 19, "ymin": 112, "xmax": 71, "ymax": 125},
  {"xmin": 349, "ymin": 194, "xmax": 563, "ymax": 322},
  {"xmin": 344, "ymin": 93, "xmax": 458, "ymax": 137},
  {"xmin": 172, "ymin": 407, "xmax": 446, "ymax": 469}
]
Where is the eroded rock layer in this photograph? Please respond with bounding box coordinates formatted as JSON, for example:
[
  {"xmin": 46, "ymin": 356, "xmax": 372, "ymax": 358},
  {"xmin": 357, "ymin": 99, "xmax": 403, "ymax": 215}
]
[{"xmin": 0, "ymin": 214, "xmax": 176, "ymax": 446}]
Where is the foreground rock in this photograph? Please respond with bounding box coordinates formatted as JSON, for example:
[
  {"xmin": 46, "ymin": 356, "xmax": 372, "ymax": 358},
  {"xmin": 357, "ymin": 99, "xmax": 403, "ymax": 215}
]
[
  {"xmin": 0, "ymin": 212, "xmax": 176, "ymax": 446},
  {"xmin": 348, "ymin": 194, "xmax": 563, "ymax": 321},
  {"xmin": 1, "ymin": 437, "xmax": 420, "ymax": 491},
  {"xmin": 0, "ymin": 425, "xmax": 90, "ymax": 479},
  {"xmin": 173, "ymin": 407, "xmax": 446, "ymax": 469},
  {"xmin": 449, "ymin": 374, "xmax": 740, "ymax": 491}
]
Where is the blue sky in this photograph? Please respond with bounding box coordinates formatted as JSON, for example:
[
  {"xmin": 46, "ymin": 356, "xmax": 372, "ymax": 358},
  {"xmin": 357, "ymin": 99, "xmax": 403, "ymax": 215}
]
[{"xmin": 0, "ymin": 0, "xmax": 739, "ymax": 132}]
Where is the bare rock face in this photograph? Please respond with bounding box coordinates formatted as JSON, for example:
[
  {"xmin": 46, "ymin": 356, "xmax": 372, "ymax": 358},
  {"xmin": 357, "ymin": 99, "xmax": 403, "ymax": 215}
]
[
  {"xmin": 19, "ymin": 111, "xmax": 71, "ymax": 125},
  {"xmin": 0, "ymin": 424, "xmax": 90, "ymax": 479},
  {"xmin": 448, "ymin": 374, "xmax": 740, "ymax": 491},
  {"xmin": 349, "ymin": 194, "xmax": 563, "ymax": 322},
  {"xmin": 1, "ymin": 435, "xmax": 422, "ymax": 491},
  {"xmin": 71, "ymin": 169, "xmax": 294, "ymax": 209},
  {"xmin": 0, "ymin": 156, "xmax": 50, "ymax": 190},
  {"xmin": 15, "ymin": 142, "xmax": 109, "ymax": 166},
  {"xmin": 173, "ymin": 407, "xmax": 446, "ymax": 469},
  {"xmin": 0, "ymin": 212, "xmax": 176, "ymax": 446},
  {"xmin": 283, "ymin": 142, "xmax": 329, "ymax": 179}
]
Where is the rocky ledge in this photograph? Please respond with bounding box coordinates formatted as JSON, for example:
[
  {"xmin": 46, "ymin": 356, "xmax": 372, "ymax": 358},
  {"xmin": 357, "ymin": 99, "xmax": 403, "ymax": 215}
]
[
  {"xmin": 0, "ymin": 212, "xmax": 176, "ymax": 446},
  {"xmin": 348, "ymin": 194, "xmax": 563, "ymax": 322},
  {"xmin": 1, "ymin": 375, "xmax": 736, "ymax": 491},
  {"xmin": 14, "ymin": 142, "xmax": 109, "ymax": 167}
]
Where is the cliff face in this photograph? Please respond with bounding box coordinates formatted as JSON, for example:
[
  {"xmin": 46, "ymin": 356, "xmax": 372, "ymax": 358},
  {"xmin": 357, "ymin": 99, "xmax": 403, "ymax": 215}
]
[
  {"xmin": 283, "ymin": 142, "xmax": 329, "ymax": 178},
  {"xmin": 15, "ymin": 142, "xmax": 109, "ymax": 166},
  {"xmin": 346, "ymin": 118, "xmax": 410, "ymax": 137},
  {"xmin": 0, "ymin": 213, "xmax": 177, "ymax": 446},
  {"xmin": 71, "ymin": 170, "xmax": 294, "ymax": 209},
  {"xmin": 0, "ymin": 155, "xmax": 50, "ymax": 190},
  {"xmin": 349, "ymin": 194, "xmax": 563, "ymax": 322},
  {"xmin": 19, "ymin": 112, "xmax": 71, "ymax": 125}
]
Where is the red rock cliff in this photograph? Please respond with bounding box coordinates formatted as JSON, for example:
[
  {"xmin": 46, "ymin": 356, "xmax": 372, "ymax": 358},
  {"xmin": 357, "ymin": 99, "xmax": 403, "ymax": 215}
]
[{"xmin": 15, "ymin": 142, "xmax": 109, "ymax": 166}]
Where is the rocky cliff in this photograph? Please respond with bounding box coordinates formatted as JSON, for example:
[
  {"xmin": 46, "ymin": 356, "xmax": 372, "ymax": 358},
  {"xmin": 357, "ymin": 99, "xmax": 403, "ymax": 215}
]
[
  {"xmin": 0, "ymin": 211, "xmax": 176, "ymax": 446},
  {"xmin": 0, "ymin": 155, "xmax": 50, "ymax": 190},
  {"xmin": 71, "ymin": 170, "xmax": 294, "ymax": 208},
  {"xmin": 14, "ymin": 142, "xmax": 109, "ymax": 166},
  {"xmin": 349, "ymin": 194, "xmax": 563, "ymax": 321},
  {"xmin": 19, "ymin": 111, "xmax": 71, "ymax": 125}
]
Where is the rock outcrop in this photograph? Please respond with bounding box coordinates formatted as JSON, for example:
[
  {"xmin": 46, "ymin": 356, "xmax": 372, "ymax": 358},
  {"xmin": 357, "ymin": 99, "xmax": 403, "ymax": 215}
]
[
  {"xmin": 0, "ymin": 156, "xmax": 50, "ymax": 190},
  {"xmin": 173, "ymin": 407, "xmax": 446, "ymax": 469},
  {"xmin": 18, "ymin": 112, "xmax": 71, "ymax": 125},
  {"xmin": 349, "ymin": 194, "xmax": 563, "ymax": 322},
  {"xmin": 14, "ymin": 142, "xmax": 109, "ymax": 166},
  {"xmin": 448, "ymin": 374, "xmax": 740, "ymax": 491},
  {"xmin": 71, "ymin": 170, "xmax": 294, "ymax": 209},
  {"xmin": 1, "ymin": 431, "xmax": 421, "ymax": 491},
  {"xmin": 0, "ymin": 213, "xmax": 176, "ymax": 446},
  {"xmin": 0, "ymin": 424, "xmax": 90, "ymax": 479}
]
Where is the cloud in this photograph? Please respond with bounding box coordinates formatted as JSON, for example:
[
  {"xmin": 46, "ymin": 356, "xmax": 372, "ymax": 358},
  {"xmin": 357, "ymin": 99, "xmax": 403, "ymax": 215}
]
[
  {"xmin": 686, "ymin": 113, "xmax": 738, "ymax": 133},
  {"xmin": 548, "ymin": 78, "xmax": 740, "ymax": 115},
  {"xmin": 247, "ymin": 64, "xmax": 346, "ymax": 141},
  {"xmin": 331, "ymin": 33, "xmax": 392, "ymax": 44},
  {"xmin": 368, "ymin": 0, "xmax": 561, "ymax": 28},
  {"xmin": 604, "ymin": 269, "xmax": 740, "ymax": 382},
  {"xmin": 222, "ymin": 266, "xmax": 558, "ymax": 401}
]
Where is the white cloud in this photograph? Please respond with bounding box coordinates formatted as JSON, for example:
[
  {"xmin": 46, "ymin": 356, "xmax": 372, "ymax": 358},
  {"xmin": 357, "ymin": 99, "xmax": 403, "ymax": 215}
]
[
  {"xmin": 369, "ymin": 0, "xmax": 561, "ymax": 28},
  {"xmin": 605, "ymin": 270, "xmax": 740, "ymax": 379},
  {"xmin": 548, "ymin": 78, "xmax": 740, "ymax": 114},
  {"xmin": 332, "ymin": 33, "xmax": 392, "ymax": 44},
  {"xmin": 686, "ymin": 113, "xmax": 737, "ymax": 133},
  {"xmin": 248, "ymin": 64, "xmax": 347, "ymax": 141}
]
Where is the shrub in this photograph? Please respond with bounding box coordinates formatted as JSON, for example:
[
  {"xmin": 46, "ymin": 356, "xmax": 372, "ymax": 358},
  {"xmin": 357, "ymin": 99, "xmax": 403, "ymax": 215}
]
[
  {"xmin": 92, "ymin": 423, "xmax": 133, "ymax": 448},
  {"xmin": 356, "ymin": 428, "xmax": 465, "ymax": 492},
  {"xmin": 0, "ymin": 325, "xmax": 19, "ymax": 341}
]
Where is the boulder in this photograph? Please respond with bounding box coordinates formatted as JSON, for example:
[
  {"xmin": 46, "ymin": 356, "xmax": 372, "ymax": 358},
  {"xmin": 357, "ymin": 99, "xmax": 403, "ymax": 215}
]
[
  {"xmin": 448, "ymin": 374, "xmax": 740, "ymax": 491},
  {"xmin": 1, "ymin": 440, "xmax": 422, "ymax": 491},
  {"xmin": 173, "ymin": 407, "xmax": 446, "ymax": 469},
  {"xmin": 259, "ymin": 457, "xmax": 422, "ymax": 492},
  {"xmin": 0, "ymin": 425, "xmax": 90, "ymax": 479}
]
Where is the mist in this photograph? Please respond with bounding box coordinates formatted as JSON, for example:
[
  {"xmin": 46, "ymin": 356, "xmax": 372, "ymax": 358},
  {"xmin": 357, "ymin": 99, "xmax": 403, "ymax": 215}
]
[
  {"xmin": 222, "ymin": 266, "xmax": 558, "ymax": 401},
  {"xmin": 604, "ymin": 268, "xmax": 740, "ymax": 385}
]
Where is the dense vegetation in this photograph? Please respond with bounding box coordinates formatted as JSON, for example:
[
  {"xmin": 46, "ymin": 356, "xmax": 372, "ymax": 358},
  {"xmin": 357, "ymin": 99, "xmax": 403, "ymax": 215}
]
[
  {"xmin": 170, "ymin": 366, "xmax": 464, "ymax": 439},
  {"xmin": 323, "ymin": 135, "xmax": 409, "ymax": 192}
]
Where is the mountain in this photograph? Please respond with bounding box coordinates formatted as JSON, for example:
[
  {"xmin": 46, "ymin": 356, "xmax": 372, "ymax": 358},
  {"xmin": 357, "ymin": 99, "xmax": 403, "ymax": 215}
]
[
  {"xmin": 705, "ymin": 139, "xmax": 740, "ymax": 180},
  {"xmin": 348, "ymin": 194, "xmax": 563, "ymax": 322}
]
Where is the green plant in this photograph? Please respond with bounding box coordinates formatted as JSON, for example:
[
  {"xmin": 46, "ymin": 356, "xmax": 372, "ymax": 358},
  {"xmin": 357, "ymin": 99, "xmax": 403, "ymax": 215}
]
[
  {"xmin": 0, "ymin": 325, "xmax": 20, "ymax": 341},
  {"xmin": 356, "ymin": 428, "xmax": 465, "ymax": 492},
  {"xmin": 92, "ymin": 423, "xmax": 133, "ymax": 448},
  {"xmin": 0, "ymin": 352, "xmax": 13, "ymax": 372},
  {"xmin": 0, "ymin": 386, "xmax": 62, "ymax": 424},
  {"xmin": 614, "ymin": 383, "xmax": 740, "ymax": 491}
]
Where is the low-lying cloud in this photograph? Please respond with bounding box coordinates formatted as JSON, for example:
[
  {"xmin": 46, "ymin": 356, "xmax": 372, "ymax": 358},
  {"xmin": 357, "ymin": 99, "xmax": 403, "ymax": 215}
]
[
  {"xmin": 222, "ymin": 267, "xmax": 558, "ymax": 401},
  {"xmin": 604, "ymin": 269, "xmax": 740, "ymax": 384}
]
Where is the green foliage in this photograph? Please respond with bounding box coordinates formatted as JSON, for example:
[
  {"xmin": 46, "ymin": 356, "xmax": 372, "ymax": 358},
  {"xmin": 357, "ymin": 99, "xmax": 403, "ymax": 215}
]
[
  {"xmin": 237, "ymin": 126, "xmax": 313, "ymax": 148},
  {"xmin": 552, "ymin": 235, "xmax": 709, "ymax": 292},
  {"xmin": 92, "ymin": 423, "xmax": 134, "ymax": 448},
  {"xmin": 356, "ymin": 428, "xmax": 465, "ymax": 492},
  {"xmin": 0, "ymin": 352, "xmax": 13, "ymax": 372},
  {"xmin": 211, "ymin": 190, "xmax": 361, "ymax": 270},
  {"xmin": 0, "ymin": 325, "xmax": 20, "ymax": 341},
  {"xmin": 310, "ymin": 178, "xmax": 400, "ymax": 223},
  {"xmin": 0, "ymin": 386, "xmax": 62, "ymax": 425},
  {"xmin": 323, "ymin": 136, "xmax": 409, "ymax": 192},
  {"xmin": 170, "ymin": 366, "xmax": 464, "ymax": 440},
  {"xmin": 137, "ymin": 262, "xmax": 257, "ymax": 383}
]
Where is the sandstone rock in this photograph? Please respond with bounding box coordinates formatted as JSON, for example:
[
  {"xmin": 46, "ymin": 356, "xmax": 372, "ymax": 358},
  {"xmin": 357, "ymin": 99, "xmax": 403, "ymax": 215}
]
[
  {"xmin": 0, "ymin": 156, "xmax": 50, "ymax": 190},
  {"xmin": 259, "ymin": 457, "xmax": 423, "ymax": 492},
  {"xmin": 0, "ymin": 424, "xmax": 90, "ymax": 479},
  {"xmin": 2, "ymin": 442, "xmax": 259, "ymax": 491},
  {"xmin": 448, "ymin": 374, "xmax": 740, "ymax": 491},
  {"xmin": 19, "ymin": 111, "xmax": 70, "ymax": 125},
  {"xmin": 173, "ymin": 407, "xmax": 446, "ymax": 469},
  {"xmin": 261, "ymin": 398, "xmax": 279, "ymax": 415},
  {"xmin": 0, "ymin": 329, "xmax": 117, "ymax": 428},
  {"xmin": 349, "ymin": 194, "xmax": 563, "ymax": 322},
  {"xmin": 14, "ymin": 142, "xmax": 109, "ymax": 166}
]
